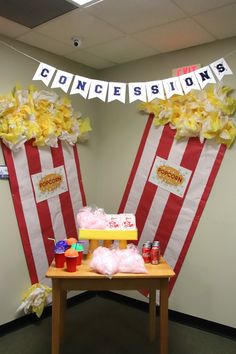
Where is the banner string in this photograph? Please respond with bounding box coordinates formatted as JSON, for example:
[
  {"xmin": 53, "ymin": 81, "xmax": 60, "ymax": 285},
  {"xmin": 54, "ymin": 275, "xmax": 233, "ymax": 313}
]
[
  {"xmin": 224, "ymin": 48, "xmax": 236, "ymax": 59},
  {"xmin": 0, "ymin": 39, "xmax": 41, "ymax": 64},
  {"xmin": 1, "ymin": 38, "xmax": 236, "ymax": 72}
]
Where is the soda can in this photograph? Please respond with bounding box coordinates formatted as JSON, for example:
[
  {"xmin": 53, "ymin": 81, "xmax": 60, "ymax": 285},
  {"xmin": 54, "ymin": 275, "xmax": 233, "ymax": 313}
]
[
  {"xmin": 151, "ymin": 245, "xmax": 160, "ymax": 265},
  {"xmin": 142, "ymin": 242, "xmax": 151, "ymax": 263}
]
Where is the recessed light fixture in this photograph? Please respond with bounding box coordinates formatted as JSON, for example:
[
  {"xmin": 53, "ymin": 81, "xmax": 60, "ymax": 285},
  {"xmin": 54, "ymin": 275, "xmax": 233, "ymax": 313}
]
[{"xmin": 66, "ymin": 0, "xmax": 104, "ymax": 7}]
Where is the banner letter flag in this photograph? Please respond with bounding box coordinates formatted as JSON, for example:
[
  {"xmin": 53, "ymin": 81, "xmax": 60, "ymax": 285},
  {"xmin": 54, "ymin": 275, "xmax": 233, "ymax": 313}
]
[
  {"xmin": 118, "ymin": 115, "xmax": 226, "ymax": 298},
  {"xmin": 88, "ymin": 79, "xmax": 108, "ymax": 102},
  {"xmin": 210, "ymin": 58, "xmax": 233, "ymax": 81},
  {"xmin": 70, "ymin": 75, "xmax": 91, "ymax": 98},
  {"xmin": 32, "ymin": 62, "xmax": 56, "ymax": 86},
  {"xmin": 2, "ymin": 141, "xmax": 86, "ymax": 285},
  {"xmin": 194, "ymin": 65, "xmax": 216, "ymax": 89},
  {"xmin": 163, "ymin": 77, "xmax": 183, "ymax": 99},
  {"xmin": 179, "ymin": 72, "xmax": 201, "ymax": 94},
  {"xmin": 51, "ymin": 70, "xmax": 74, "ymax": 93},
  {"xmin": 128, "ymin": 82, "xmax": 147, "ymax": 103},
  {"xmin": 108, "ymin": 82, "xmax": 126, "ymax": 103},
  {"xmin": 145, "ymin": 80, "xmax": 165, "ymax": 101}
]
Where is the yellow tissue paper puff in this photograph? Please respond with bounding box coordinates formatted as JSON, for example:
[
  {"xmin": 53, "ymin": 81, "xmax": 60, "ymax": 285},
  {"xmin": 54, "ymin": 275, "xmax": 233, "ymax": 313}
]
[
  {"xmin": 0, "ymin": 87, "xmax": 92, "ymax": 150},
  {"xmin": 139, "ymin": 84, "xmax": 236, "ymax": 148},
  {"xmin": 16, "ymin": 283, "xmax": 52, "ymax": 318}
]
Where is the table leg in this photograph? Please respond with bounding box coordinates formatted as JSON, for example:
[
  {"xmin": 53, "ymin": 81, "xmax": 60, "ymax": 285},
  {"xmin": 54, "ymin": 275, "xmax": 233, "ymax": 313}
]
[
  {"xmin": 87, "ymin": 240, "xmax": 99, "ymax": 259},
  {"xmin": 149, "ymin": 289, "xmax": 156, "ymax": 341},
  {"xmin": 52, "ymin": 279, "xmax": 66, "ymax": 354},
  {"xmin": 119, "ymin": 240, "xmax": 127, "ymax": 249},
  {"xmin": 159, "ymin": 279, "xmax": 169, "ymax": 354},
  {"xmin": 60, "ymin": 290, "xmax": 67, "ymax": 341}
]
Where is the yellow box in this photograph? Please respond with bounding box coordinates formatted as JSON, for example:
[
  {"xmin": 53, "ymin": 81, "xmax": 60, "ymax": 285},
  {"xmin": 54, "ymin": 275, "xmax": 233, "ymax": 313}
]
[{"xmin": 78, "ymin": 229, "xmax": 138, "ymax": 241}]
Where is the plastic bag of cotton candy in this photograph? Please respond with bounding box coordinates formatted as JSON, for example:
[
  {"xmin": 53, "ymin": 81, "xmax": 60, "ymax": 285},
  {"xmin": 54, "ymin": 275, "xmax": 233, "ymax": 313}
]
[
  {"xmin": 90, "ymin": 246, "xmax": 119, "ymax": 278},
  {"xmin": 77, "ymin": 206, "xmax": 107, "ymax": 229},
  {"xmin": 115, "ymin": 244, "xmax": 147, "ymax": 274},
  {"xmin": 90, "ymin": 244, "xmax": 147, "ymax": 278}
]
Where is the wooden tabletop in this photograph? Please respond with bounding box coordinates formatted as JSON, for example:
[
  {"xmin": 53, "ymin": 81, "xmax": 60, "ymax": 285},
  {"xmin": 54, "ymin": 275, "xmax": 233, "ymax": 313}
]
[{"xmin": 46, "ymin": 257, "xmax": 175, "ymax": 280}]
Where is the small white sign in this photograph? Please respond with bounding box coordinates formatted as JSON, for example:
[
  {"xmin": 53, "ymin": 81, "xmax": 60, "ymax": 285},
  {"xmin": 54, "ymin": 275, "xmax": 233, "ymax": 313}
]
[
  {"xmin": 31, "ymin": 166, "xmax": 68, "ymax": 203},
  {"xmin": 0, "ymin": 165, "xmax": 9, "ymax": 179},
  {"xmin": 149, "ymin": 157, "xmax": 192, "ymax": 197}
]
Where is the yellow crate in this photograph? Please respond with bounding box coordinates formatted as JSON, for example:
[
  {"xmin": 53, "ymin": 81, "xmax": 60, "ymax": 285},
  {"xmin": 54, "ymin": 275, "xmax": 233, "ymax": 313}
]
[{"xmin": 78, "ymin": 229, "xmax": 138, "ymax": 241}]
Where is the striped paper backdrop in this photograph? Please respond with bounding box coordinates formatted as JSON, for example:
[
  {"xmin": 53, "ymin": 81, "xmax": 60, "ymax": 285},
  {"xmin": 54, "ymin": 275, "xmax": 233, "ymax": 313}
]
[
  {"xmin": 119, "ymin": 114, "xmax": 226, "ymax": 295},
  {"xmin": 2, "ymin": 141, "xmax": 86, "ymax": 286}
]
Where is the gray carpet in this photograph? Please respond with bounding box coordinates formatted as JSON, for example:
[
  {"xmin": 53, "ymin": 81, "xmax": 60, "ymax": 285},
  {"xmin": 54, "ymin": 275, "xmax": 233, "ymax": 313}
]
[{"xmin": 1, "ymin": 294, "xmax": 236, "ymax": 354}]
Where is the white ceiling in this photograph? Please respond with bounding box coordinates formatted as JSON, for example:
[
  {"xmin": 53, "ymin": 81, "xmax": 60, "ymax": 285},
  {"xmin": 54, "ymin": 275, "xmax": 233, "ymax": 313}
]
[{"xmin": 0, "ymin": 0, "xmax": 236, "ymax": 69}]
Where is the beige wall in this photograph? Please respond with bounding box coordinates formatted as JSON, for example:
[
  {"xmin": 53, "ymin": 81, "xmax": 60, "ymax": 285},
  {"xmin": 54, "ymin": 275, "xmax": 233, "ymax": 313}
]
[
  {"xmin": 97, "ymin": 37, "xmax": 236, "ymax": 328},
  {"xmin": 0, "ymin": 35, "xmax": 98, "ymax": 325},
  {"xmin": 0, "ymin": 34, "xmax": 236, "ymax": 329}
]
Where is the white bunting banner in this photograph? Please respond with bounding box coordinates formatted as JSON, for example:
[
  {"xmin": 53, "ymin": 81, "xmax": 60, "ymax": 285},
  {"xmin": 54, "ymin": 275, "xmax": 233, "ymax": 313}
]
[
  {"xmin": 145, "ymin": 80, "xmax": 165, "ymax": 101},
  {"xmin": 179, "ymin": 72, "xmax": 201, "ymax": 94},
  {"xmin": 51, "ymin": 70, "xmax": 74, "ymax": 93},
  {"xmin": 32, "ymin": 58, "xmax": 233, "ymax": 103},
  {"xmin": 163, "ymin": 77, "xmax": 183, "ymax": 99},
  {"xmin": 128, "ymin": 82, "xmax": 147, "ymax": 103},
  {"xmin": 194, "ymin": 65, "xmax": 216, "ymax": 89},
  {"xmin": 88, "ymin": 79, "xmax": 108, "ymax": 102},
  {"xmin": 108, "ymin": 82, "xmax": 126, "ymax": 103},
  {"xmin": 210, "ymin": 58, "xmax": 233, "ymax": 81},
  {"xmin": 70, "ymin": 75, "xmax": 91, "ymax": 98},
  {"xmin": 32, "ymin": 62, "xmax": 56, "ymax": 86}
]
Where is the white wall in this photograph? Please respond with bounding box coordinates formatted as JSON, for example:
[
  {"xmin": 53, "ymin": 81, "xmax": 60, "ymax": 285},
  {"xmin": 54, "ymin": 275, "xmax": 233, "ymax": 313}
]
[
  {"xmin": 96, "ymin": 37, "xmax": 236, "ymax": 328},
  {"xmin": 1, "ymin": 34, "xmax": 236, "ymax": 329},
  {"xmin": 0, "ymin": 35, "xmax": 99, "ymax": 325}
]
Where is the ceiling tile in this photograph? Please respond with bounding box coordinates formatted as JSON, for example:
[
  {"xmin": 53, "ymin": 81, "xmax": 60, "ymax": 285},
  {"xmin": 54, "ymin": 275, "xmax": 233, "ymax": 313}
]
[
  {"xmin": 17, "ymin": 31, "xmax": 73, "ymax": 56},
  {"xmin": 65, "ymin": 50, "xmax": 116, "ymax": 69},
  {"xmin": 84, "ymin": 36, "xmax": 160, "ymax": 64},
  {"xmin": 85, "ymin": 0, "xmax": 186, "ymax": 33},
  {"xmin": 34, "ymin": 8, "xmax": 125, "ymax": 48},
  {"xmin": 173, "ymin": 0, "xmax": 236, "ymax": 15},
  {"xmin": 133, "ymin": 18, "xmax": 215, "ymax": 52},
  {"xmin": 0, "ymin": 16, "xmax": 29, "ymax": 37},
  {"xmin": 0, "ymin": 0, "xmax": 76, "ymax": 28},
  {"xmin": 193, "ymin": 4, "xmax": 236, "ymax": 39}
]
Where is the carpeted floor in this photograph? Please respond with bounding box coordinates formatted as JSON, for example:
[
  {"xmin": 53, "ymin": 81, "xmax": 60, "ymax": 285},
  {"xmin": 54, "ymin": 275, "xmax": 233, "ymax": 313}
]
[{"xmin": 1, "ymin": 293, "xmax": 236, "ymax": 354}]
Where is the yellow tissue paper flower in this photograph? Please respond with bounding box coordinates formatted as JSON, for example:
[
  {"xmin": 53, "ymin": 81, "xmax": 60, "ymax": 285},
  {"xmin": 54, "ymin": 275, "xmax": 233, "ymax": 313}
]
[
  {"xmin": 78, "ymin": 116, "xmax": 92, "ymax": 134},
  {"xmin": 0, "ymin": 87, "xmax": 92, "ymax": 150},
  {"xmin": 16, "ymin": 283, "xmax": 52, "ymax": 318},
  {"xmin": 139, "ymin": 84, "xmax": 236, "ymax": 148}
]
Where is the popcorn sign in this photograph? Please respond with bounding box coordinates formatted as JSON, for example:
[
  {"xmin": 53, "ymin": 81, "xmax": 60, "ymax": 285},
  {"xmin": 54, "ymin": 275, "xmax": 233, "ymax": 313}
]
[
  {"xmin": 31, "ymin": 166, "xmax": 68, "ymax": 203},
  {"xmin": 149, "ymin": 157, "xmax": 192, "ymax": 197}
]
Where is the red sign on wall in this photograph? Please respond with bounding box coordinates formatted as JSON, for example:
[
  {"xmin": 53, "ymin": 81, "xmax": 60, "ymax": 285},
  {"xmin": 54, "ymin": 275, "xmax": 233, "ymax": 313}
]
[{"xmin": 172, "ymin": 64, "xmax": 201, "ymax": 77}]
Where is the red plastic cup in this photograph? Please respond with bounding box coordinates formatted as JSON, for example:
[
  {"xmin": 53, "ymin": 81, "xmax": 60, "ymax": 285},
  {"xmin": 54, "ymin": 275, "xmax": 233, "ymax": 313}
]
[
  {"xmin": 65, "ymin": 248, "xmax": 78, "ymax": 272},
  {"xmin": 77, "ymin": 251, "xmax": 83, "ymax": 265},
  {"xmin": 65, "ymin": 256, "xmax": 78, "ymax": 272},
  {"xmin": 55, "ymin": 253, "xmax": 65, "ymax": 268}
]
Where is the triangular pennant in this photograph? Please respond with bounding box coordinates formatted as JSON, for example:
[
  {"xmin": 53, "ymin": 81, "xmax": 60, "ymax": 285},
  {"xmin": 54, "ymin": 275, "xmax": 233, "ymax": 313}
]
[
  {"xmin": 32, "ymin": 62, "xmax": 56, "ymax": 87},
  {"xmin": 163, "ymin": 77, "xmax": 183, "ymax": 99},
  {"xmin": 210, "ymin": 58, "xmax": 233, "ymax": 81},
  {"xmin": 70, "ymin": 75, "xmax": 91, "ymax": 98},
  {"xmin": 128, "ymin": 82, "xmax": 147, "ymax": 103},
  {"xmin": 179, "ymin": 72, "xmax": 201, "ymax": 94},
  {"xmin": 51, "ymin": 70, "xmax": 74, "ymax": 93},
  {"xmin": 145, "ymin": 80, "xmax": 165, "ymax": 101},
  {"xmin": 108, "ymin": 82, "xmax": 126, "ymax": 103},
  {"xmin": 194, "ymin": 65, "xmax": 216, "ymax": 89},
  {"xmin": 88, "ymin": 79, "xmax": 108, "ymax": 102}
]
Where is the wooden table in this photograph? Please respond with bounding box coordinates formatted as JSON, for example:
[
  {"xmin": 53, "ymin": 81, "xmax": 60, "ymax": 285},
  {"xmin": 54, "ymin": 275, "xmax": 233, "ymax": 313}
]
[{"xmin": 46, "ymin": 257, "xmax": 175, "ymax": 354}]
